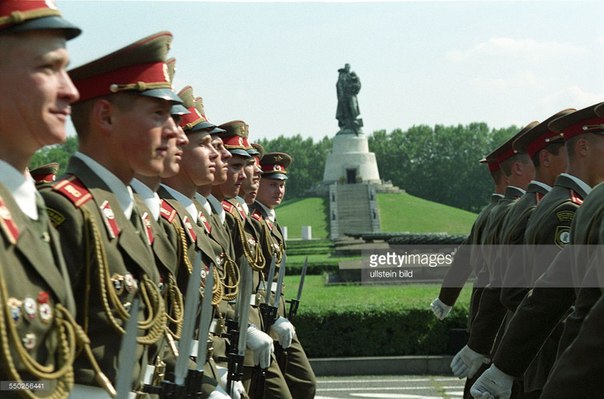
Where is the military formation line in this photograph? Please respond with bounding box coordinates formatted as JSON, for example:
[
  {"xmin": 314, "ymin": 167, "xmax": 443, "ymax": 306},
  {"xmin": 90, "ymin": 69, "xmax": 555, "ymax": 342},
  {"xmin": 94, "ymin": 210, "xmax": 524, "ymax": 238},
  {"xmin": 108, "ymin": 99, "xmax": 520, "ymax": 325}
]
[{"xmin": 0, "ymin": 1, "xmax": 316, "ymax": 398}]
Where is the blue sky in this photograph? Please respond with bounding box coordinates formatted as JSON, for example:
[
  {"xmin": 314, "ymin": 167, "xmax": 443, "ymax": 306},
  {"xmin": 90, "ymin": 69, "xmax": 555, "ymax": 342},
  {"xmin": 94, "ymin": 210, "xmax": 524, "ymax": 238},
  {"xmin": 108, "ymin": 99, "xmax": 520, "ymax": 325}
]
[{"xmin": 60, "ymin": 1, "xmax": 604, "ymax": 141}]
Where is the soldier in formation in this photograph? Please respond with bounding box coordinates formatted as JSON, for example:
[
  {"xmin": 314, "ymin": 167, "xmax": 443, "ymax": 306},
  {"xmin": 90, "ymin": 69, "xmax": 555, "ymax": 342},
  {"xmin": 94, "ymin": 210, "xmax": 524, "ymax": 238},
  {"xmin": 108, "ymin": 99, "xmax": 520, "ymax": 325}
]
[
  {"xmin": 1, "ymin": 2, "xmax": 316, "ymax": 398},
  {"xmin": 434, "ymin": 102, "xmax": 604, "ymax": 399}
]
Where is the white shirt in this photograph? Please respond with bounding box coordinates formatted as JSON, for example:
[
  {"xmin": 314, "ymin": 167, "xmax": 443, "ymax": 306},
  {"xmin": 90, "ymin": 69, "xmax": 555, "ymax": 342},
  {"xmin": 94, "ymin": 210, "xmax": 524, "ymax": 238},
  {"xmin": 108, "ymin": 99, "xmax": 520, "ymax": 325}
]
[
  {"xmin": 130, "ymin": 179, "xmax": 161, "ymax": 221},
  {"xmin": 0, "ymin": 160, "xmax": 38, "ymax": 220},
  {"xmin": 207, "ymin": 194, "xmax": 226, "ymax": 224},
  {"xmin": 194, "ymin": 192, "xmax": 213, "ymax": 216},
  {"xmin": 74, "ymin": 152, "xmax": 134, "ymax": 219},
  {"xmin": 561, "ymin": 173, "xmax": 592, "ymax": 195},
  {"xmin": 256, "ymin": 201, "xmax": 276, "ymax": 223},
  {"xmin": 161, "ymin": 184, "xmax": 197, "ymax": 220}
]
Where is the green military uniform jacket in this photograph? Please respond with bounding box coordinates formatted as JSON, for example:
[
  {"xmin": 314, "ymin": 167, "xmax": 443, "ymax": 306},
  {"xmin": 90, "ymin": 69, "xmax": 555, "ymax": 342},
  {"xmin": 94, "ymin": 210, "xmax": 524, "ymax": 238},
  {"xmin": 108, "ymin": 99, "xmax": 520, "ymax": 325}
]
[
  {"xmin": 248, "ymin": 201, "xmax": 317, "ymax": 399},
  {"xmin": 499, "ymin": 182, "xmax": 550, "ymax": 312},
  {"xmin": 41, "ymin": 156, "xmax": 162, "ymax": 390},
  {"xmin": 467, "ymin": 186, "xmax": 524, "ymax": 356},
  {"xmin": 0, "ymin": 182, "xmax": 78, "ymax": 398},
  {"xmin": 158, "ymin": 186, "xmax": 238, "ymax": 381},
  {"xmin": 438, "ymin": 193, "xmax": 502, "ymax": 311},
  {"xmin": 492, "ymin": 174, "xmax": 589, "ymax": 392}
]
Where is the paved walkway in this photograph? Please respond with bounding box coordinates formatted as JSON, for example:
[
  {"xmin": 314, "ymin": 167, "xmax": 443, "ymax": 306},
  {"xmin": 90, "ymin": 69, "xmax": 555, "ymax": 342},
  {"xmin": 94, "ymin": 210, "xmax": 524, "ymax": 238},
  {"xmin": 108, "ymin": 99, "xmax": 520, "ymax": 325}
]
[{"xmin": 316, "ymin": 375, "xmax": 465, "ymax": 399}]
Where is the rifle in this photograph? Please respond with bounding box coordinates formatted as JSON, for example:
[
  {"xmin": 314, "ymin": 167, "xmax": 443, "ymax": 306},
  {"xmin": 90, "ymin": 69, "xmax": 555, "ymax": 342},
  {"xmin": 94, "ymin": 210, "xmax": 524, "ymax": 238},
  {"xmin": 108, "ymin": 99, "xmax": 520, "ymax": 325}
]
[
  {"xmin": 184, "ymin": 261, "xmax": 216, "ymax": 398},
  {"xmin": 227, "ymin": 256, "xmax": 252, "ymax": 395},
  {"xmin": 287, "ymin": 256, "xmax": 308, "ymax": 320},
  {"xmin": 148, "ymin": 251, "xmax": 203, "ymax": 398},
  {"xmin": 115, "ymin": 297, "xmax": 140, "ymax": 399}
]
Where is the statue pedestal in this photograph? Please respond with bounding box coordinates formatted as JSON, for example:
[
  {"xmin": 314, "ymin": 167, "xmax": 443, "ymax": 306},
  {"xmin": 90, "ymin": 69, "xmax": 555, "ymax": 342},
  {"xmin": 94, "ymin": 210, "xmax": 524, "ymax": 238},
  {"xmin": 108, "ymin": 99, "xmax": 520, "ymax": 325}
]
[{"xmin": 322, "ymin": 133, "xmax": 381, "ymax": 185}]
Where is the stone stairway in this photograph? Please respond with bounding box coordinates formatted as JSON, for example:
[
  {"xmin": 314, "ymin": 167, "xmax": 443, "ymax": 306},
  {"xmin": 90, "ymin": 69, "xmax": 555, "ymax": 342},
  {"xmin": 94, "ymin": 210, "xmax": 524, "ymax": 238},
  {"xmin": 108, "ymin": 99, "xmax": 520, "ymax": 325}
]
[{"xmin": 329, "ymin": 183, "xmax": 381, "ymax": 239}]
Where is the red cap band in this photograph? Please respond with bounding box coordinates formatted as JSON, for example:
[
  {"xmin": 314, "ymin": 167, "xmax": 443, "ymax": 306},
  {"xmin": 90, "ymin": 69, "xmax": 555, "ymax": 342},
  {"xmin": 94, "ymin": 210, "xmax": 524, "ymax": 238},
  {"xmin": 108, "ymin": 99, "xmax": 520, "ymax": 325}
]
[
  {"xmin": 74, "ymin": 61, "xmax": 171, "ymax": 102},
  {"xmin": 561, "ymin": 117, "xmax": 604, "ymax": 140},
  {"xmin": 222, "ymin": 135, "xmax": 247, "ymax": 149},
  {"xmin": 0, "ymin": 1, "xmax": 60, "ymax": 29},
  {"xmin": 261, "ymin": 164, "xmax": 287, "ymax": 174}
]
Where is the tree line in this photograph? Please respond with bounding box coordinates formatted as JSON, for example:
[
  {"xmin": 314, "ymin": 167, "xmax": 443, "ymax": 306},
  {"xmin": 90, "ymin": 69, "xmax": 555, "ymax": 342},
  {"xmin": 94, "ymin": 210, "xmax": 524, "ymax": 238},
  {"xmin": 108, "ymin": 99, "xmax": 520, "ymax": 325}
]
[{"xmin": 30, "ymin": 123, "xmax": 517, "ymax": 213}]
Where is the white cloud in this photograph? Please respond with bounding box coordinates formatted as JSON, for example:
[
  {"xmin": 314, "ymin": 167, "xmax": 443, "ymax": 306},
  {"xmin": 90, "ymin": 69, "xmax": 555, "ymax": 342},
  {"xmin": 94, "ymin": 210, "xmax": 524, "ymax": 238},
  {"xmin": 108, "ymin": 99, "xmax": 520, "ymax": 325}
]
[
  {"xmin": 539, "ymin": 86, "xmax": 604, "ymax": 111},
  {"xmin": 446, "ymin": 37, "xmax": 585, "ymax": 63},
  {"xmin": 472, "ymin": 71, "xmax": 540, "ymax": 91}
]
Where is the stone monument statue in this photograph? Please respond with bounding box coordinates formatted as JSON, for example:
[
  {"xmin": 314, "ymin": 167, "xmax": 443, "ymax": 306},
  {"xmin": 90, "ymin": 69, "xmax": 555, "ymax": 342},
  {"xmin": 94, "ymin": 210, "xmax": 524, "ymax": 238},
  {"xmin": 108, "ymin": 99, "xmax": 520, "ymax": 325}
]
[{"xmin": 336, "ymin": 63, "xmax": 363, "ymax": 135}]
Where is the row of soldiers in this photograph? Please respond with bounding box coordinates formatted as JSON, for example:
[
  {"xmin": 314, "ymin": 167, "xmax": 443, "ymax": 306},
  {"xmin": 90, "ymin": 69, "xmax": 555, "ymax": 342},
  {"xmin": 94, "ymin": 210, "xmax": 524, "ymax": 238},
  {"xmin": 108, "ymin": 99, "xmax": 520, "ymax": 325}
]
[
  {"xmin": 0, "ymin": 1, "xmax": 316, "ymax": 398},
  {"xmin": 431, "ymin": 100, "xmax": 604, "ymax": 398}
]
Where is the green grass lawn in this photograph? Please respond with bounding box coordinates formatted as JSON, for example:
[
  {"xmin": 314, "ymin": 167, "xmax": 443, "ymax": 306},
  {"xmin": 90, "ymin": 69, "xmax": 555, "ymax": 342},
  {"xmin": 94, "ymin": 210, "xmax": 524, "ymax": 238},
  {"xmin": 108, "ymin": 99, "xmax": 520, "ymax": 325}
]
[
  {"xmin": 283, "ymin": 275, "xmax": 472, "ymax": 313},
  {"xmin": 276, "ymin": 193, "xmax": 477, "ymax": 239},
  {"xmin": 378, "ymin": 193, "xmax": 477, "ymax": 235},
  {"xmin": 276, "ymin": 197, "xmax": 329, "ymax": 239}
]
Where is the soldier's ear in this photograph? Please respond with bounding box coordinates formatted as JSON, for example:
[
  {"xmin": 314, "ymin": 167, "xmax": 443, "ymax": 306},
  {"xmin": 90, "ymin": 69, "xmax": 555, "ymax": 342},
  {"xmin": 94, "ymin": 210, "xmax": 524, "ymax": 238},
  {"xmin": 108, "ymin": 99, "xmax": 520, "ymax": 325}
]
[{"xmin": 92, "ymin": 99, "xmax": 114, "ymax": 131}]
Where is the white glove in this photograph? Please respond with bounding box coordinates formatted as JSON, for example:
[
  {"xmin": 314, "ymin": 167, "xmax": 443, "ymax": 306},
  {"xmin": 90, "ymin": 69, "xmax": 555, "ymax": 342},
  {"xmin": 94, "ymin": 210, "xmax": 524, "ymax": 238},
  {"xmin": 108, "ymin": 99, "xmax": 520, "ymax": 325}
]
[
  {"xmin": 269, "ymin": 316, "xmax": 296, "ymax": 349},
  {"xmin": 450, "ymin": 345, "xmax": 489, "ymax": 379},
  {"xmin": 470, "ymin": 364, "xmax": 513, "ymax": 399},
  {"xmin": 245, "ymin": 325, "xmax": 274, "ymax": 369},
  {"xmin": 431, "ymin": 298, "xmax": 452, "ymax": 320},
  {"xmin": 208, "ymin": 385, "xmax": 231, "ymax": 399},
  {"xmin": 215, "ymin": 365, "xmax": 245, "ymax": 399}
]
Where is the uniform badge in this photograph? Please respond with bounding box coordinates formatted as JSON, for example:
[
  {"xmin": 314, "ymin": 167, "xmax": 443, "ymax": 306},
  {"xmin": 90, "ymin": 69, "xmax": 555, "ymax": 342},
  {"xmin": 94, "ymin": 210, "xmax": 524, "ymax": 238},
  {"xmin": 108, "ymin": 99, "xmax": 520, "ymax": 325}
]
[
  {"xmin": 141, "ymin": 212, "xmax": 154, "ymax": 246},
  {"xmin": 556, "ymin": 210, "xmax": 574, "ymax": 223},
  {"xmin": 47, "ymin": 207, "xmax": 66, "ymax": 228},
  {"xmin": 0, "ymin": 197, "xmax": 20, "ymax": 245},
  {"xmin": 39, "ymin": 304, "xmax": 52, "ymax": 324},
  {"xmin": 182, "ymin": 216, "xmax": 197, "ymax": 242},
  {"xmin": 124, "ymin": 273, "xmax": 138, "ymax": 294},
  {"xmin": 111, "ymin": 273, "xmax": 124, "ymax": 295},
  {"xmin": 100, "ymin": 200, "xmax": 120, "ymax": 239},
  {"xmin": 22, "ymin": 333, "xmax": 36, "ymax": 350},
  {"xmin": 22, "ymin": 297, "xmax": 37, "ymax": 320},
  {"xmin": 198, "ymin": 212, "xmax": 212, "ymax": 234},
  {"xmin": 555, "ymin": 226, "xmax": 571, "ymax": 248},
  {"xmin": 158, "ymin": 276, "xmax": 166, "ymax": 295},
  {"xmin": 7, "ymin": 298, "xmax": 21, "ymax": 324}
]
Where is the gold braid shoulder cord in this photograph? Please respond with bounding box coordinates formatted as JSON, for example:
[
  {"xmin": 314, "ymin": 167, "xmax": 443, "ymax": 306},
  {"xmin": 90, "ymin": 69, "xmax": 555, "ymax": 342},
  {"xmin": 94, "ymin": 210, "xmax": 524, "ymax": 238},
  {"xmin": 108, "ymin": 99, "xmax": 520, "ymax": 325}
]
[
  {"xmin": 173, "ymin": 220, "xmax": 223, "ymax": 306},
  {"xmin": 83, "ymin": 207, "xmax": 166, "ymax": 345},
  {"xmin": 234, "ymin": 214, "xmax": 265, "ymax": 272}
]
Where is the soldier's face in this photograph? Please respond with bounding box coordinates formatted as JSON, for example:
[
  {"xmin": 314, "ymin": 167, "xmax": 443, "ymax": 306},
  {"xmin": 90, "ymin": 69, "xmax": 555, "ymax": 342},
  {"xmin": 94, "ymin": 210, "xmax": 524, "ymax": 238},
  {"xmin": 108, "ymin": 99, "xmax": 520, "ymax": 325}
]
[
  {"xmin": 161, "ymin": 119, "xmax": 189, "ymax": 178},
  {"xmin": 0, "ymin": 31, "xmax": 79, "ymax": 158},
  {"xmin": 218, "ymin": 155, "xmax": 247, "ymax": 198},
  {"xmin": 116, "ymin": 96, "xmax": 178, "ymax": 177},
  {"xmin": 211, "ymin": 136, "xmax": 231, "ymax": 185},
  {"xmin": 241, "ymin": 157, "xmax": 258, "ymax": 193},
  {"xmin": 256, "ymin": 178, "xmax": 286, "ymax": 208},
  {"xmin": 181, "ymin": 132, "xmax": 219, "ymax": 186},
  {"xmin": 243, "ymin": 157, "xmax": 262, "ymax": 204}
]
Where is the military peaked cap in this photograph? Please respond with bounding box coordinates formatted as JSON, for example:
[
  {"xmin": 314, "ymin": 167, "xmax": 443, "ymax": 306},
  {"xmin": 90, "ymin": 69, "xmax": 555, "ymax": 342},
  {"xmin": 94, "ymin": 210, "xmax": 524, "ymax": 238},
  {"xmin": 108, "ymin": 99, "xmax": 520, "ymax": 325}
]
[
  {"xmin": 0, "ymin": 0, "xmax": 80, "ymax": 39},
  {"xmin": 513, "ymin": 109, "xmax": 575, "ymax": 158},
  {"xmin": 485, "ymin": 121, "xmax": 539, "ymax": 164},
  {"xmin": 260, "ymin": 152, "xmax": 292, "ymax": 180},
  {"xmin": 69, "ymin": 31, "xmax": 181, "ymax": 104},
  {"xmin": 549, "ymin": 102, "xmax": 604, "ymax": 140}
]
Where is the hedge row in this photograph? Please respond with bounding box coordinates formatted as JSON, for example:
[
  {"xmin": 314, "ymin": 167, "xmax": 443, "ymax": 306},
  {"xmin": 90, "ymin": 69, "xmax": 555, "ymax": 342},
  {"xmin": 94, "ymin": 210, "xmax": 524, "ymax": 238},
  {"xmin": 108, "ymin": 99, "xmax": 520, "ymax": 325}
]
[{"xmin": 293, "ymin": 307, "xmax": 468, "ymax": 358}]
